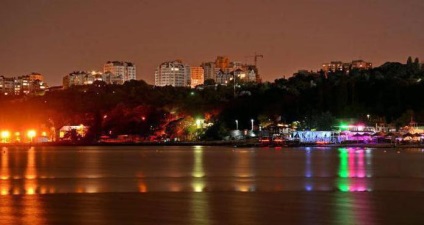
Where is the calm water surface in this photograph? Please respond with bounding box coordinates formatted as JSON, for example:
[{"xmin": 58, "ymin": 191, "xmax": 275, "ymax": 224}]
[{"xmin": 1, "ymin": 146, "xmax": 424, "ymax": 224}]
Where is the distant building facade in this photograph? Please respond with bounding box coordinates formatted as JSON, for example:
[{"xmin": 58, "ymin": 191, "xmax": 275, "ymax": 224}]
[
  {"xmin": 215, "ymin": 56, "xmax": 230, "ymax": 70},
  {"xmin": 322, "ymin": 60, "xmax": 372, "ymax": 73},
  {"xmin": 63, "ymin": 71, "xmax": 124, "ymax": 89},
  {"xmin": 204, "ymin": 55, "xmax": 260, "ymax": 84},
  {"xmin": 154, "ymin": 60, "xmax": 190, "ymax": 87},
  {"xmin": 0, "ymin": 72, "xmax": 46, "ymax": 96},
  {"xmin": 103, "ymin": 61, "xmax": 136, "ymax": 83},
  {"xmin": 351, "ymin": 60, "xmax": 373, "ymax": 70},
  {"xmin": 190, "ymin": 67, "xmax": 204, "ymax": 88},
  {"xmin": 215, "ymin": 65, "xmax": 258, "ymax": 85},
  {"xmin": 200, "ymin": 62, "xmax": 216, "ymax": 81}
]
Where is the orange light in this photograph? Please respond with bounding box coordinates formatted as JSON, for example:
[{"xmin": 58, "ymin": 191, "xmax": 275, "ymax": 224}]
[
  {"xmin": 27, "ymin": 130, "xmax": 36, "ymax": 139},
  {"xmin": 41, "ymin": 132, "xmax": 47, "ymax": 136},
  {"xmin": 1, "ymin": 131, "xmax": 10, "ymax": 139},
  {"xmin": 15, "ymin": 132, "xmax": 20, "ymax": 136}
]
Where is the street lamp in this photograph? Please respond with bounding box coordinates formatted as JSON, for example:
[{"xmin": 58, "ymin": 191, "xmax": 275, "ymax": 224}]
[
  {"xmin": 235, "ymin": 120, "xmax": 238, "ymax": 130},
  {"xmin": 251, "ymin": 119, "xmax": 254, "ymax": 131},
  {"xmin": 196, "ymin": 119, "xmax": 202, "ymax": 129},
  {"xmin": 27, "ymin": 130, "xmax": 36, "ymax": 143},
  {"xmin": 1, "ymin": 131, "xmax": 10, "ymax": 143}
]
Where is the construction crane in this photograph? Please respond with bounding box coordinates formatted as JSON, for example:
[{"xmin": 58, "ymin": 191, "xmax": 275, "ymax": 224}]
[
  {"xmin": 246, "ymin": 52, "xmax": 264, "ymax": 67},
  {"xmin": 245, "ymin": 52, "xmax": 264, "ymax": 82}
]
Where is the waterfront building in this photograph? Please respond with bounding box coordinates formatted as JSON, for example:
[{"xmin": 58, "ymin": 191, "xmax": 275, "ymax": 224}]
[
  {"xmin": 59, "ymin": 125, "xmax": 89, "ymax": 140},
  {"xmin": 154, "ymin": 60, "xmax": 190, "ymax": 87},
  {"xmin": 190, "ymin": 67, "xmax": 204, "ymax": 88},
  {"xmin": 103, "ymin": 61, "xmax": 136, "ymax": 83}
]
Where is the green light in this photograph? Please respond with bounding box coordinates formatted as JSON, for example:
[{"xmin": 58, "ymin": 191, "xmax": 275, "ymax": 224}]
[
  {"xmin": 338, "ymin": 148, "xmax": 349, "ymax": 191},
  {"xmin": 338, "ymin": 148, "xmax": 349, "ymax": 178},
  {"xmin": 339, "ymin": 123, "xmax": 349, "ymax": 130},
  {"xmin": 338, "ymin": 183, "xmax": 350, "ymax": 192}
]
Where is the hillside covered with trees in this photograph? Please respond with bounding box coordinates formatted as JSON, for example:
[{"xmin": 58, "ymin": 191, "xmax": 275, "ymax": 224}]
[{"xmin": 0, "ymin": 58, "xmax": 423, "ymax": 142}]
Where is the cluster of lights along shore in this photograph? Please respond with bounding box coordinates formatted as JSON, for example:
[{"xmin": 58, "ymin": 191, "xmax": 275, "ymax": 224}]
[
  {"xmin": 1, "ymin": 129, "xmax": 43, "ymax": 143},
  {"xmin": 0, "ymin": 125, "xmax": 86, "ymax": 144}
]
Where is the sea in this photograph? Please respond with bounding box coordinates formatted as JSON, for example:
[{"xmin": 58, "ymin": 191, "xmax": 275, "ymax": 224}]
[{"xmin": 1, "ymin": 145, "xmax": 424, "ymax": 225}]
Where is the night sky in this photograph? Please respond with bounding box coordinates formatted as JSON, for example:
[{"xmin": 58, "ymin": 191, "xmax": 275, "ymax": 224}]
[{"xmin": 1, "ymin": 0, "xmax": 424, "ymax": 86}]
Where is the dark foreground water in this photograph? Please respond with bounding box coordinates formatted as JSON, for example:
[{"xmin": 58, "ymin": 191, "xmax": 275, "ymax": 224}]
[{"xmin": 1, "ymin": 146, "xmax": 424, "ymax": 224}]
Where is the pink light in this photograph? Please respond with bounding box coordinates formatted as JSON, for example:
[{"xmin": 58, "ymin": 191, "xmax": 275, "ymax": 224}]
[
  {"xmin": 357, "ymin": 150, "xmax": 365, "ymax": 178},
  {"xmin": 348, "ymin": 148, "xmax": 356, "ymax": 178}
]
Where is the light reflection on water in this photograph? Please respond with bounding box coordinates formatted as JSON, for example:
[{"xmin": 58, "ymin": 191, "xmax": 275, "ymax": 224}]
[
  {"xmin": 25, "ymin": 147, "xmax": 37, "ymax": 195},
  {"xmin": 192, "ymin": 146, "xmax": 205, "ymax": 192},
  {"xmin": 1, "ymin": 146, "xmax": 424, "ymax": 224},
  {"xmin": 1, "ymin": 147, "xmax": 10, "ymax": 195},
  {"xmin": 233, "ymin": 148, "xmax": 256, "ymax": 192},
  {"xmin": 190, "ymin": 193, "xmax": 210, "ymax": 225},
  {"xmin": 0, "ymin": 146, "xmax": 423, "ymax": 195},
  {"xmin": 337, "ymin": 148, "xmax": 372, "ymax": 192},
  {"xmin": 333, "ymin": 193, "xmax": 374, "ymax": 225}
]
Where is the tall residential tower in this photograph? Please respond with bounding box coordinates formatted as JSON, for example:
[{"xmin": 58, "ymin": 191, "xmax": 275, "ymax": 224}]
[
  {"xmin": 103, "ymin": 61, "xmax": 136, "ymax": 83},
  {"xmin": 190, "ymin": 67, "xmax": 204, "ymax": 88},
  {"xmin": 154, "ymin": 60, "xmax": 190, "ymax": 87}
]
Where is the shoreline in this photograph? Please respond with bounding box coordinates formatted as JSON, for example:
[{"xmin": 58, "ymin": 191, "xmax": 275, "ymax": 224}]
[{"xmin": 1, "ymin": 141, "xmax": 423, "ymax": 149}]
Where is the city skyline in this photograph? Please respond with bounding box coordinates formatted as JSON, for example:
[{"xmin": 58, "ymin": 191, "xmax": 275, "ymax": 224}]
[{"xmin": 1, "ymin": 0, "xmax": 424, "ymax": 86}]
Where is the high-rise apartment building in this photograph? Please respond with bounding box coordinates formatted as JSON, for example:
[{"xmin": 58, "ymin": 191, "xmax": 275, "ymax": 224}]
[
  {"xmin": 154, "ymin": 60, "xmax": 190, "ymax": 87},
  {"xmin": 201, "ymin": 56, "xmax": 261, "ymax": 84},
  {"xmin": 103, "ymin": 61, "xmax": 136, "ymax": 83},
  {"xmin": 215, "ymin": 70, "xmax": 231, "ymax": 85},
  {"xmin": 0, "ymin": 76, "xmax": 15, "ymax": 95},
  {"xmin": 351, "ymin": 60, "xmax": 373, "ymax": 70},
  {"xmin": 19, "ymin": 72, "xmax": 45, "ymax": 94},
  {"xmin": 322, "ymin": 61, "xmax": 348, "ymax": 72},
  {"xmin": 0, "ymin": 73, "xmax": 46, "ymax": 96},
  {"xmin": 215, "ymin": 56, "xmax": 230, "ymax": 70},
  {"xmin": 200, "ymin": 62, "xmax": 216, "ymax": 81},
  {"xmin": 63, "ymin": 71, "xmax": 97, "ymax": 89},
  {"xmin": 63, "ymin": 71, "xmax": 123, "ymax": 89},
  {"xmin": 27, "ymin": 72, "xmax": 44, "ymax": 82},
  {"xmin": 322, "ymin": 60, "xmax": 372, "ymax": 73},
  {"xmin": 190, "ymin": 67, "xmax": 204, "ymax": 88},
  {"xmin": 215, "ymin": 65, "xmax": 258, "ymax": 85}
]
